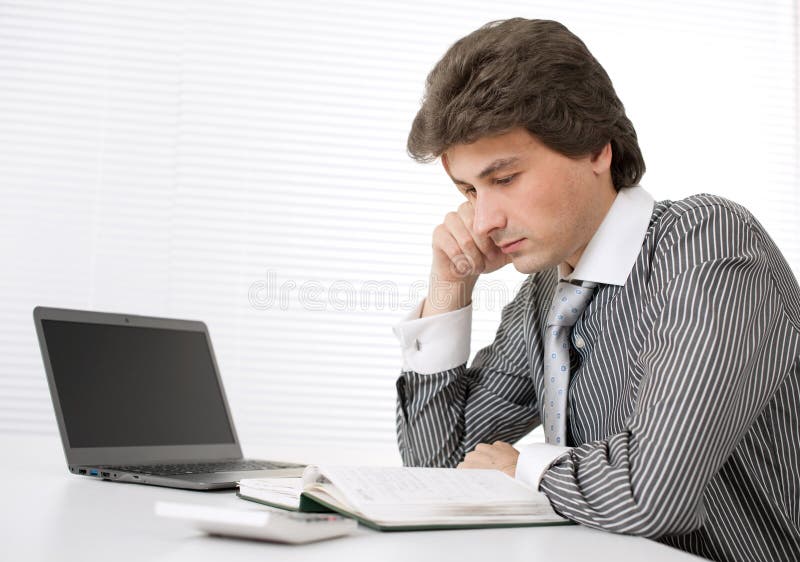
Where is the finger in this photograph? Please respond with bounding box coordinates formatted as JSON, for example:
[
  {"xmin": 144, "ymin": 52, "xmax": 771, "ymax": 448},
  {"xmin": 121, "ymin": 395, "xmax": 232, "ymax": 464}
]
[
  {"xmin": 463, "ymin": 452, "xmax": 495, "ymax": 470},
  {"xmin": 443, "ymin": 212, "xmax": 486, "ymax": 273},
  {"xmin": 456, "ymin": 201, "xmax": 475, "ymax": 229},
  {"xmin": 432, "ymin": 224, "xmax": 462, "ymax": 262},
  {"xmin": 459, "ymin": 457, "xmax": 489, "ymax": 470},
  {"xmin": 463, "ymin": 450, "xmax": 491, "ymax": 463},
  {"xmin": 433, "ymin": 225, "xmax": 476, "ymax": 277},
  {"xmin": 458, "ymin": 458, "xmax": 490, "ymax": 469},
  {"xmin": 456, "ymin": 201, "xmax": 502, "ymax": 259},
  {"xmin": 464, "ymin": 449, "xmax": 491, "ymax": 461},
  {"xmin": 434, "ymin": 223, "xmax": 481, "ymax": 278},
  {"xmin": 474, "ymin": 443, "xmax": 497, "ymax": 454}
]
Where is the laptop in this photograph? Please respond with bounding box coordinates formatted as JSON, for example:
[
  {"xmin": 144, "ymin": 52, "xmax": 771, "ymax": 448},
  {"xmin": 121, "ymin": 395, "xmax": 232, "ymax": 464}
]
[{"xmin": 33, "ymin": 306, "xmax": 306, "ymax": 490}]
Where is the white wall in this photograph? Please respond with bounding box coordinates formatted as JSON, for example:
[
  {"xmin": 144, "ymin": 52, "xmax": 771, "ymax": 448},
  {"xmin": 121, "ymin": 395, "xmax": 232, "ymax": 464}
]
[{"xmin": 0, "ymin": 0, "xmax": 796, "ymax": 463}]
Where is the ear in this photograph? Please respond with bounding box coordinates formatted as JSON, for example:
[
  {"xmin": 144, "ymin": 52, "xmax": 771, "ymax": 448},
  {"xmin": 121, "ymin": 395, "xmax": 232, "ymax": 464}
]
[{"xmin": 590, "ymin": 142, "xmax": 612, "ymax": 176}]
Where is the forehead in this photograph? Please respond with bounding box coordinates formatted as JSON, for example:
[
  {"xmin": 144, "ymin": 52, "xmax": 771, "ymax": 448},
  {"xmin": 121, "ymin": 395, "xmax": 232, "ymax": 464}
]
[{"xmin": 444, "ymin": 128, "xmax": 541, "ymax": 178}]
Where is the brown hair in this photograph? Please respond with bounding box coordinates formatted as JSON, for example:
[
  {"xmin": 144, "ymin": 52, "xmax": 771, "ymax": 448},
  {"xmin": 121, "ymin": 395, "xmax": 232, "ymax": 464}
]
[{"xmin": 407, "ymin": 18, "xmax": 645, "ymax": 189}]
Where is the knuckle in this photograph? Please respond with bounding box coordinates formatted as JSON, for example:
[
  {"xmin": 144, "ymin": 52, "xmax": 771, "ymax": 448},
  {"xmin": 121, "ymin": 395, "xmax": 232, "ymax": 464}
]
[
  {"xmin": 444, "ymin": 211, "xmax": 460, "ymax": 224},
  {"xmin": 456, "ymin": 234, "xmax": 476, "ymax": 251},
  {"xmin": 444, "ymin": 239, "xmax": 462, "ymax": 258},
  {"xmin": 432, "ymin": 226, "xmax": 446, "ymax": 245}
]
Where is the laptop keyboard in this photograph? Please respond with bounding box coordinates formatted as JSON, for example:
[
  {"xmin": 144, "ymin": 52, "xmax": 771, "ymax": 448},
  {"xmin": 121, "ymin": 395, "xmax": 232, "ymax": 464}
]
[{"xmin": 103, "ymin": 459, "xmax": 303, "ymax": 476}]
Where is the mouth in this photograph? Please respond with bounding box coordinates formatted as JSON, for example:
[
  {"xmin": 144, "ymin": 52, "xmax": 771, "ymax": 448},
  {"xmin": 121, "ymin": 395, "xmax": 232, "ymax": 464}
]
[{"xmin": 498, "ymin": 238, "xmax": 525, "ymax": 254}]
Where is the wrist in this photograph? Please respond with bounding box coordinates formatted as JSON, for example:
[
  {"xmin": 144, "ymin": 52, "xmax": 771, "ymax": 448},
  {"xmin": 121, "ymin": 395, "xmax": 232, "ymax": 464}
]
[{"xmin": 421, "ymin": 274, "xmax": 477, "ymax": 317}]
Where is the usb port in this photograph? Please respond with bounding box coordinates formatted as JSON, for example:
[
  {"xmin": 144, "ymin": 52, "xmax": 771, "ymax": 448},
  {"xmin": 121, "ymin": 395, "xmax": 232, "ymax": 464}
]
[
  {"xmin": 78, "ymin": 469, "xmax": 87, "ymax": 475},
  {"xmin": 101, "ymin": 472, "xmax": 110, "ymax": 478},
  {"xmin": 89, "ymin": 469, "xmax": 98, "ymax": 476}
]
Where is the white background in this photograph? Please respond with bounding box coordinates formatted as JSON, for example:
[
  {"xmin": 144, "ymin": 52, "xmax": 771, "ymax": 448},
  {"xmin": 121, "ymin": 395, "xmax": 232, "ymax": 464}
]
[{"xmin": 0, "ymin": 0, "xmax": 797, "ymax": 463}]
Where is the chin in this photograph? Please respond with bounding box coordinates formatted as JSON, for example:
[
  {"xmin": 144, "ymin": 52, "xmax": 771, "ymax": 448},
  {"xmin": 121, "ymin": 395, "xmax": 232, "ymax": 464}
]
[
  {"xmin": 510, "ymin": 259, "xmax": 539, "ymax": 275},
  {"xmin": 511, "ymin": 253, "xmax": 560, "ymax": 275}
]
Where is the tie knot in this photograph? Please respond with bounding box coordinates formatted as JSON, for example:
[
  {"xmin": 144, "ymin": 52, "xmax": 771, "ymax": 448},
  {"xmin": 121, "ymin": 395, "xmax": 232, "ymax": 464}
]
[{"xmin": 546, "ymin": 281, "xmax": 595, "ymax": 327}]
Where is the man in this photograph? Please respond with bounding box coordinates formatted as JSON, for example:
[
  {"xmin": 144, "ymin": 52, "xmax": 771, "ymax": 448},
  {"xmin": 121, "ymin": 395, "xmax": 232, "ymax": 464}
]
[{"xmin": 392, "ymin": 18, "xmax": 800, "ymax": 562}]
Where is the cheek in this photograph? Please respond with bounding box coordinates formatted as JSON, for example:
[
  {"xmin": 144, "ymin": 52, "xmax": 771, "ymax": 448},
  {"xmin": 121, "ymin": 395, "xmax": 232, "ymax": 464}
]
[
  {"xmin": 547, "ymin": 166, "xmax": 586, "ymax": 216},
  {"xmin": 526, "ymin": 173, "xmax": 574, "ymax": 217},
  {"xmin": 531, "ymin": 176, "xmax": 582, "ymax": 238}
]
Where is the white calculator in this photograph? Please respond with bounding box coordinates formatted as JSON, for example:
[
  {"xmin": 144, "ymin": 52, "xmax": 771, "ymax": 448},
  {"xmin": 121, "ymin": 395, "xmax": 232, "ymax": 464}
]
[{"xmin": 155, "ymin": 501, "xmax": 358, "ymax": 544}]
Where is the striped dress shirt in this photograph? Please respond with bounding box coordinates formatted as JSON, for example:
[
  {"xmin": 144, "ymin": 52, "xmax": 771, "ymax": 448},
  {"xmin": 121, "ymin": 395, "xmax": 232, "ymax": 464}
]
[{"xmin": 395, "ymin": 194, "xmax": 800, "ymax": 561}]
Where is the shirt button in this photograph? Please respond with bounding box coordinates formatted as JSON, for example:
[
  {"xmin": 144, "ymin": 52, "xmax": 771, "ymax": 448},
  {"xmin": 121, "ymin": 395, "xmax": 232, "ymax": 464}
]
[
  {"xmin": 414, "ymin": 339, "xmax": 421, "ymax": 351},
  {"xmin": 575, "ymin": 336, "xmax": 585, "ymax": 349}
]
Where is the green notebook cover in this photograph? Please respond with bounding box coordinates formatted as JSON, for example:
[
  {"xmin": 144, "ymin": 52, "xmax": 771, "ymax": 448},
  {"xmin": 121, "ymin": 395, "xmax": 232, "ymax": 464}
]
[{"xmin": 235, "ymin": 491, "xmax": 332, "ymax": 513}]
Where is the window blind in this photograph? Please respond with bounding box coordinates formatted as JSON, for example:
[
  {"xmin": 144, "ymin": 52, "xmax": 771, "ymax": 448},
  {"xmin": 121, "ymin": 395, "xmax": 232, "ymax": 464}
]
[{"xmin": 0, "ymin": 0, "xmax": 796, "ymax": 462}]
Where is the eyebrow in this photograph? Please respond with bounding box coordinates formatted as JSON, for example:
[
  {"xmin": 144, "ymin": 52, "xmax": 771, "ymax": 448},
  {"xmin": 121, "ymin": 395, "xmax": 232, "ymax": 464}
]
[{"xmin": 451, "ymin": 157, "xmax": 521, "ymax": 185}]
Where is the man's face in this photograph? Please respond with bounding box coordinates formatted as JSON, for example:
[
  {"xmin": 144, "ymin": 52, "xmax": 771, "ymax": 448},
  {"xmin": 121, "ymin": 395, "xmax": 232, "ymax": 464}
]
[{"xmin": 443, "ymin": 127, "xmax": 617, "ymax": 275}]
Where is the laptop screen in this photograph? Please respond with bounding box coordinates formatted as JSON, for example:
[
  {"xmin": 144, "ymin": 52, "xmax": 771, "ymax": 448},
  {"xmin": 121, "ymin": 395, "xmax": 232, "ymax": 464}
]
[{"xmin": 41, "ymin": 319, "xmax": 236, "ymax": 448}]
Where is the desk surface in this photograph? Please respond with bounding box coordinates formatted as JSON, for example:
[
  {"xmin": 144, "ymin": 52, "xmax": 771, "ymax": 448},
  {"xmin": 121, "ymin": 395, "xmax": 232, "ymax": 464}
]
[{"xmin": 0, "ymin": 434, "xmax": 704, "ymax": 562}]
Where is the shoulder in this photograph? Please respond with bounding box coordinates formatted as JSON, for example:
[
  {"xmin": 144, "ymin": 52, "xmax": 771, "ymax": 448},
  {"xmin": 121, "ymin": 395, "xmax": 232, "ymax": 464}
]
[
  {"xmin": 643, "ymin": 194, "xmax": 760, "ymax": 290},
  {"xmin": 653, "ymin": 193, "xmax": 757, "ymax": 245},
  {"xmin": 644, "ymin": 193, "xmax": 800, "ymax": 325},
  {"xmin": 646, "ymin": 193, "xmax": 765, "ymax": 269}
]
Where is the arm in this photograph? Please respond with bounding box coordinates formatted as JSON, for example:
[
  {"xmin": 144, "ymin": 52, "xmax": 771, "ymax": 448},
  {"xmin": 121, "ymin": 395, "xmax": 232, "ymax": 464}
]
[
  {"xmin": 395, "ymin": 195, "xmax": 538, "ymax": 467},
  {"xmin": 537, "ymin": 203, "xmax": 796, "ymax": 537},
  {"xmin": 396, "ymin": 273, "xmax": 543, "ymax": 468}
]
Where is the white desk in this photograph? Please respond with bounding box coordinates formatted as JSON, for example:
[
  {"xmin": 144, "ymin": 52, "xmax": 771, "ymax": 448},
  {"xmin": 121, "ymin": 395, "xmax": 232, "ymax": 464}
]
[{"xmin": 0, "ymin": 435, "xmax": 704, "ymax": 562}]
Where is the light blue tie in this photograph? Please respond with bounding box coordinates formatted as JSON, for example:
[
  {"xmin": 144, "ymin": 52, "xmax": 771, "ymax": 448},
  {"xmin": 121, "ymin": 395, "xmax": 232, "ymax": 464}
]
[{"xmin": 542, "ymin": 281, "xmax": 595, "ymax": 445}]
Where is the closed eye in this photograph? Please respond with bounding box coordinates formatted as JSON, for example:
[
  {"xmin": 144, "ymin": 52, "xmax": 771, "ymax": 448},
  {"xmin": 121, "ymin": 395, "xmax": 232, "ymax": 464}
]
[{"xmin": 495, "ymin": 174, "xmax": 518, "ymax": 186}]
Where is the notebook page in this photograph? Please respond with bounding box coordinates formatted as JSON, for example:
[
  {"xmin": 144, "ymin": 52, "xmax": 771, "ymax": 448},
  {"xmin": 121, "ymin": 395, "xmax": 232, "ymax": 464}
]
[{"xmin": 314, "ymin": 467, "xmax": 544, "ymax": 513}]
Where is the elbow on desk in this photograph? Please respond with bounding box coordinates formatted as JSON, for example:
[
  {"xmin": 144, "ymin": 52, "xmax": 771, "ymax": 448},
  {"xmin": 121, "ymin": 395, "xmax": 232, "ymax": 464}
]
[
  {"xmin": 576, "ymin": 493, "xmax": 709, "ymax": 539},
  {"xmin": 543, "ymin": 476, "xmax": 709, "ymax": 539},
  {"xmin": 625, "ymin": 497, "xmax": 707, "ymax": 539}
]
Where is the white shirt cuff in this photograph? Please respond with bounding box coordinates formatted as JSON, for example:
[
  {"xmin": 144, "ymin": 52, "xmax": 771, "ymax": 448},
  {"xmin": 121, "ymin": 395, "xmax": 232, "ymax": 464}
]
[
  {"xmin": 391, "ymin": 300, "xmax": 472, "ymax": 374},
  {"xmin": 515, "ymin": 443, "xmax": 572, "ymax": 490}
]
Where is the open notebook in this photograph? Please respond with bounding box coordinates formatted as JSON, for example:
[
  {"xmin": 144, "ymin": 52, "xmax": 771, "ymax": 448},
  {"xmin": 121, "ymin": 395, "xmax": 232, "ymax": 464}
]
[{"xmin": 238, "ymin": 465, "xmax": 571, "ymax": 531}]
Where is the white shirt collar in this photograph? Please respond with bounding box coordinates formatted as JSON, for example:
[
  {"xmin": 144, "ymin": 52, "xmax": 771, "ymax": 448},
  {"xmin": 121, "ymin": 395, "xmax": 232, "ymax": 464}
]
[{"xmin": 560, "ymin": 185, "xmax": 655, "ymax": 286}]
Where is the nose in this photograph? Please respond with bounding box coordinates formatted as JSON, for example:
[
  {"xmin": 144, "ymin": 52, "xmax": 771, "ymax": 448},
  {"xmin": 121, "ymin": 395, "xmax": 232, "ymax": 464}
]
[{"xmin": 472, "ymin": 190, "xmax": 507, "ymax": 238}]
